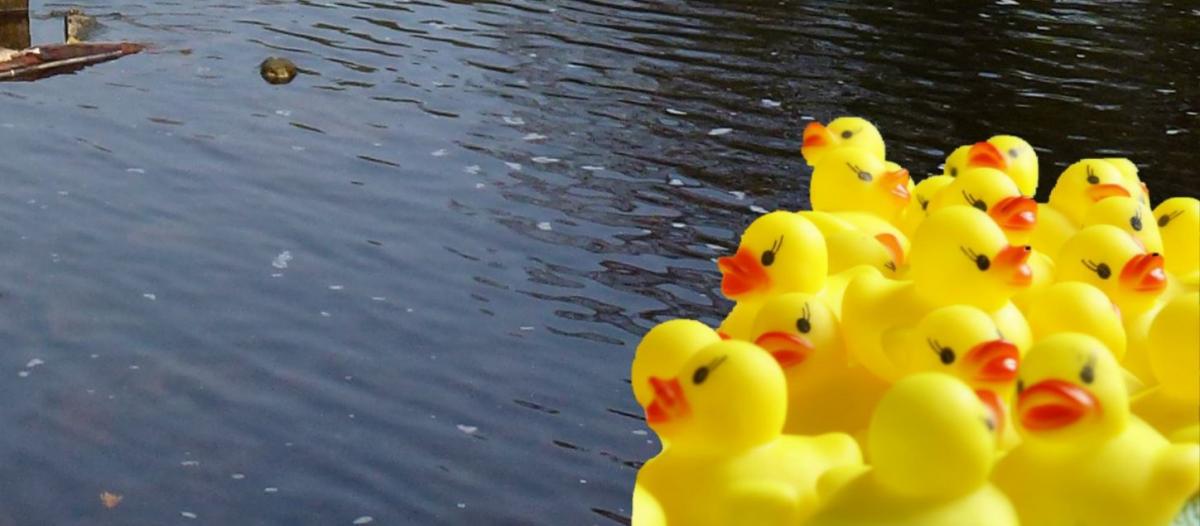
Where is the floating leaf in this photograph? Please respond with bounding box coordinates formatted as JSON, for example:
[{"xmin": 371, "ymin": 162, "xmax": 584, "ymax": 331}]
[{"xmin": 100, "ymin": 492, "xmax": 123, "ymax": 509}]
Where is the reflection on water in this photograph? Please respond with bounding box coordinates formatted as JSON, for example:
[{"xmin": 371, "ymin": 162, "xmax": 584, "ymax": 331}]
[{"xmin": 0, "ymin": 0, "xmax": 1195, "ymax": 523}]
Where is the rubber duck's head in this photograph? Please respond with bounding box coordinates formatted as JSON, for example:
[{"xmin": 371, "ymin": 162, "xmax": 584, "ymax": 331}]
[
  {"xmin": 942, "ymin": 145, "xmax": 971, "ymax": 179},
  {"xmin": 631, "ymin": 319, "xmax": 722, "ymax": 408},
  {"xmin": 810, "ymin": 148, "xmax": 911, "ymax": 222},
  {"xmin": 718, "ymin": 212, "xmax": 827, "ymax": 300},
  {"xmin": 1148, "ymin": 292, "xmax": 1200, "ymax": 402},
  {"xmin": 1025, "ymin": 282, "xmax": 1126, "ymax": 361},
  {"xmin": 1049, "ymin": 160, "xmax": 1134, "ymax": 225},
  {"xmin": 1057, "ymin": 225, "xmax": 1167, "ymax": 315},
  {"xmin": 930, "ymin": 166, "xmax": 1038, "ymax": 245},
  {"xmin": 1083, "ymin": 196, "xmax": 1163, "ymax": 255},
  {"xmin": 642, "ymin": 341, "xmax": 786, "ymax": 451},
  {"xmin": 964, "ymin": 136, "xmax": 1039, "ymax": 197},
  {"xmin": 1015, "ymin": 333, "xmax": 1127, "ymax": 445},
  {"xmin": 801, "ymin": 117, "xmax": 885, "ymax": 167},
  {"xmin": 910, "ymin": 207, "xmax": 1033, "ymax": 310},
  {"xmin": 1101, "ymin": 158, "xmax": 1148, "ymax": 205},
  {"xmin": 869, "ymin": 373, "xmax": 997, "ymax": 498},
  {"xmin": 751, "ymin": 293, "xmax": 842, "ymax": 381},
  {"xmin": 1154, "ymin": 197, "xmax": 1200, "ymax": 277},
  {"xmin": 888, "ymin": 305, "xmax": 1019, "ymax": 414}
]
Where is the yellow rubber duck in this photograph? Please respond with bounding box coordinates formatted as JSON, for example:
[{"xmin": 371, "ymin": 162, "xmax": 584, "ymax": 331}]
[
  {"xmin": 801, "ymin": 117, "xmax": 886, "ymax": 167},
  {"xmin": 636, "ymin": 340, "xmax": 863, "ymax": 525},
  {"xmin": 809, "ymin": 147, "xmax": 911, "ymax": 226},
  {"xmin": 716, "ymin": 211, "xmax": 827, "ymax": 340},
  {"xmin": 1032, "ymin": 159, "xmax": 1136, "ymax": 256},
  {"xmin": 1154, "ymin": 197, "xmax": 1199, "ymax": 279},
  {"xmin": 799, "ymin": 210, "xmax": 907, "ymax": 278},
  {"xmin": 631, "ymin": 483, "xmax": 665, "ymax": 526},
  {"xmin": 927, "ymin": 166, "xmax": 1038, "ymax": 246},
  {"xmin": 1103, "ymin": 157, "xmax": 1150, "ymax": 205},
  {"xmin": 899, "ymin": 174, "xmax": 954, "ymax": 238},
  {"xmin": 842, "ymin": 207, "xmax": 1034, "ymax": 381},
  {"xmin": 1056, "ymin": 224, "xmax": 1169, "ymax": 381},
  {"xmin": 1132, "ymin": 292, "xmax": 1200, "ymax": 442},
  {"xmin": 941, "ymin": 145, "xmax": 971, "ymax": 178},
  {"xmin": 1083, "ymin": 195, "xmax": 1163, "ymax": 254},
  {"xmin": 808, "ymin": 374, "xmax": 1018, "ymax": 526},
  {"xmin": 965, "ymin": 136, "xmax": 1039, "ymax": 197},
  {"xmin": 751, "ymin": 293, "xmax": 889, "ymax": 437},
  {"xmin": 1023, "ymin": 282, "xmax": 1126, "ymax": 361},
  {"xmin": 993, "ymin": 333, "xmax": 1200, "ymax": 526},
  {"xmin": 883, "ymin": 305, "xmax": 1021, "ymax": 447},
  {"xmin": 630, "ymin": 319, "xmax": 722, "ymax": 410}
]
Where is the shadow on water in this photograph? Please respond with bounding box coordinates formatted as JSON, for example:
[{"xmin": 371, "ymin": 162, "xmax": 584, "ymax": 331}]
[{"xmin": 0, "ymin": 0, "xmax": 1194, "ymax": 524}]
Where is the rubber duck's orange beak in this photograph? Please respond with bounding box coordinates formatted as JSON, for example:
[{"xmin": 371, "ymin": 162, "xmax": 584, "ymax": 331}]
[
  {"xmin": 967, "ymin": 339, "xmax": 1020, "ymax": 383},
  {"xmin": 1086, "ymin": 183, "xmax": 1130, "ymax": 202},
  {"xmin": 975, "ymin": 389, "xmax": 1006, "ymax": 437},
  {"xmin": 967, "ymin": 141, "xmax": 1007, "ymax": 170},
  {"xmin": 880, "ymin": 168, "xmax": 911, "ymax": 202},
  {"xmin": 1119, "ymin": 252, "xmax": 1167, "ymax": 293},
  {"xmin": 644, "ymin": 376, "xmax": 689, "ymax": 425},
  {"xmin": 874, "ymin": 233, "xmax": 905, "ymax": 267},
  {"xmin": 993, "ymin": 244, "xmax": 1033, "ymax": 286},
  {"xmin": 802, "ymin": 121, "xmax": 833, "ymax": 148},
  {"xmin": 717, "ymin": 248, "xmax": 771, "ymax": 297},
  {"xmin": 1018, "ymin": 379, "xmax": 1099, "ymax": 431},
  {"xmin": 753, "ymin": 331, "xmax": 814, "ymax": 369},
  {"xmin": 801, "ymin": 122, "xmax": 835, "ymax": 163},
  {"xmin": 989, "ymin": 196, "xmax": 1038, "ymax": 232}
]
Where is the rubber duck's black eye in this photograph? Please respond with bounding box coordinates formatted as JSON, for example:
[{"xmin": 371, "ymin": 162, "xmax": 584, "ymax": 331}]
[
  {"xmin": 693, "ymin": 366, "xmax": 709, "ymax": 385},
  {"xmin": 1008, "ymin": 148, "xmax": 1020, "ymax": 159},
  {"xmin": 1087, "ymin": 175, "xmax": 1100, "ymax": 184},
  {"xmin": 1130, "ymin": 214, "xmax": 1142, "ymax": 231},
  {"xmin": 858, "ymin": 170, "xmax": 873, "ymax": 182},
  {"xmin": 796, "ymin": 318, "xmax": 811, "ymax": 334},
  {"xmin": 975, "ymin": 255, "xmax": 990, "ymax": 271},
  {"xmin": 939, "ymin": 348, "xmax": 956, "ymax": 365},
  {"xmin": 1080, "ymin": 364, "xmax": 1094, "ymax": 384},
  {"xmin": 950, "ymin": 167, "xmax": 958, "ymax": 177},
  {"xmin": 984, "ymin": 416, "xmax": 996, "ymax": 431},
  {"xmin": 761, "ymin": 250, "xmax": 776, "ymax": 267},
  {"xmin": 972, "ymin": 200, "xmax": 987, "ymax": 212},
  {"xmin": 1158, "ymin": 214, "xmax": 1171, "ymax": 228},
  {"xmin": 841, "ymin": 130, "xmax": 853, "ymax": 139},
  {"xmin": 919, "ymin": 197, "xmax": 930, "ymax": 211},
  {"xmin": 1095, "ymin": 263, "xmax": 1111, "ymax": 279},
  {"xmin": 1016, "ymin": 379, "xmax": 1024, "ymax": 394}
]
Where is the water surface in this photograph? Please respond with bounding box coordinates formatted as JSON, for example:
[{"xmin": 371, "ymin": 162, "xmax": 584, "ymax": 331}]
[{"xmin": 0, "ymin": 1, "xmax": 1196, "ymax": 524}]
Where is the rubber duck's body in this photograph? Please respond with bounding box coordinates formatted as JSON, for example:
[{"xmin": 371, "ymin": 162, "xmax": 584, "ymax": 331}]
[
  {"xmin": 1154, "ymin": 197, "xmax": 1199, "ymax": 279},
  {"xmin": 1023, "ymin": 282, "xmax": 1126, "ymax": 361},
  {"xmin": 994, "ymin": 334, "xmax": 1200, "ymax": 526},
  {"xmin": 842, "ymin": 207, "xmax": 1033, "ymax": 381},
  {"xmin": 636, "ymin": 341, "xmax": 862, "ymax": 525},
  {"xmin": 1056, "ymin": 224, "xmax": 1168, "ymax": 381},
  {"xmin": 630, "ymin": 319, "xmax": 722, "ymax": 410},
  {"xmin": 808, "ymin": 374, "xmax": 1018, "ymax": 526},
  {"xmin": 751, "ymin": 293, "xmax": 888, "ymax": 438},
  {"xmin": 1133, "ymin": 292, "xmax": 1200, "ymax": 442},
  {"xmin": 801, "ymin": 117, "xmax": 886, "ymax": 167},
  {"xmin": 716, "ymin": 212, "xmax": 828, "ymax": 341},
  {"xmin": 808, "ymin": 147, "xmax": 911, "ymax": 227},
  {"xmin": 799, "ymin": 210, "xmax": 907, "ymax": 278}
]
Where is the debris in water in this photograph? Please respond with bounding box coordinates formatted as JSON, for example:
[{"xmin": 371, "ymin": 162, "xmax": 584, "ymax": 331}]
[
  {"xmin": 665, "ymin": 108, "xmax": 687, "ymax": 116},
  {"xmin": 142, "ymin": 293, "xmax": 156, "ymax": 301},
  {"xmin": 536, "ymin": 222, "xmax": 552, "ymax": 231},
  {"xmin": 25, "ymin": 359, "xmax": 43, "ymax": 369},
  {"xmin": 99, "ymin": 492, "xmax": 123, "ymax": 509},
  {"xmin": 531, "ymin": 156, "xmax": 559, "ymax": 164},
  {"xmin": 502, "ymin": 116, "xmax": 525, "ymax": 126},
  {"xmin": 353, "ymin": 518, "xmax": 375, "ymax": 525},
  {"xmin": 523, "ymin": 133, "xmax": 547, "ymax": 141},
  {"xmin": 272, "ymin": 251, "xmax": 293, "ymax": 269},
  {"xmin": 457, "ymin": 424, "xmax": 478, "ymax": 435},
  {"xmin": 181, "ymin": 511, "xmax": 197, "ymax": 519},
  {"xmin": 431, "ymin": 149, "xmax": 447, "ymax": 157},
  {"xmin": 708, "ymin": 128, "xmax": 733, "ymax": 136}
]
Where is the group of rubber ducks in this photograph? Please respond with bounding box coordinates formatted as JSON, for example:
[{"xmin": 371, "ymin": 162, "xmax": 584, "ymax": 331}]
[{"xmin": 631, "ymin": 117, "xmax": 1200, "ymax": 526}]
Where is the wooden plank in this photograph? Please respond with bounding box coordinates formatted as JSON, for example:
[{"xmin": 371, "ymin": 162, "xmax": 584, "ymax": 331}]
[
  {"xmin": 0, "ymin": 11, "xmax": 29, "ymax": 51},
  {"xmin": 0, "ymin": 0, "xmax": 28, "ymax": 13}
]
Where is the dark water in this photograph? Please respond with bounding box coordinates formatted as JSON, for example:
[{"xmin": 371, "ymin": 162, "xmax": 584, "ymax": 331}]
[{"xmin": 0, "ymin": 1, "xmax": 1196, "ymax": 524}]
